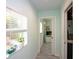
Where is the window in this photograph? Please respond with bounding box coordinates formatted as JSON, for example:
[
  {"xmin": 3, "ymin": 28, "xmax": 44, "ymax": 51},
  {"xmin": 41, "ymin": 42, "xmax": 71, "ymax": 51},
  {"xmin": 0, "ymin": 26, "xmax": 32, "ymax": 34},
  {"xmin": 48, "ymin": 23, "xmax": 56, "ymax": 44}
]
[
  {"xmin": 6, "ymin": 8, "xmax": 28, "ymax": 58},
  {"xmin": 40, "ymin": 22, "xmax": 43, "ymax": 33}
]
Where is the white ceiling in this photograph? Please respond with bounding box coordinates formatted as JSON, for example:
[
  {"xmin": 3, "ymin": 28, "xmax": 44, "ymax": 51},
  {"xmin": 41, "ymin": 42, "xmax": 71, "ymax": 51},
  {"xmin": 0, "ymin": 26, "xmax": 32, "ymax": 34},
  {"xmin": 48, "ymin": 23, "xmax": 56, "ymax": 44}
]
[{"xmin": 29, "ymin": 0, "xmax": 64, "ymax": 11}]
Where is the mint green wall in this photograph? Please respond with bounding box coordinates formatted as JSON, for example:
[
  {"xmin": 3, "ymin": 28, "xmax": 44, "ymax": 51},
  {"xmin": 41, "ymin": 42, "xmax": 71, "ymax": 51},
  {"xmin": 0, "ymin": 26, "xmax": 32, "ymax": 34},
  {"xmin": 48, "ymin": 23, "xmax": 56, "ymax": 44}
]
[{"xmin": 38, "ymin": 9, "xmax": 61, "ymax": 56}]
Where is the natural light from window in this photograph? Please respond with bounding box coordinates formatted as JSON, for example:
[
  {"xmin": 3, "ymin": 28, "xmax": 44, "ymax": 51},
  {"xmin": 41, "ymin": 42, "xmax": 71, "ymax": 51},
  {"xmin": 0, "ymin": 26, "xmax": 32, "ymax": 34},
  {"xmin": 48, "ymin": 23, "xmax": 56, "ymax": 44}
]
[
  {"xmin": 40, "ymin": 22, "xmax": 43, "ymax": 33},
  {"xmin": 6, "ymin": 8, "xmax": 28, "ymax": 58}
]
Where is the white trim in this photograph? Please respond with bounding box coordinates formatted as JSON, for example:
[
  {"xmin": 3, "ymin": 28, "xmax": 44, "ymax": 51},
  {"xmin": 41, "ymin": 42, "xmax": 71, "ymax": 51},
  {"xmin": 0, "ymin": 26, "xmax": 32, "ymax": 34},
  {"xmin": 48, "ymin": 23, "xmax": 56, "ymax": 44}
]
[
  {"xmin": 64, "ymin": 9, "xmax": 67, "ymax": 59},
  {"xmin": 6, "ymin": 28, "xmax": 27, "ymax": 32},
  {"xmin": 64, "ymin": 4, "xmax": 73, "ymax": 59},
  {"xmin": 61, "ymin": 0, "xmax": 73, "ymax": 59},
  {"xmin": 64, "ymin": 0, "xmax": 73, "ymax": 11}
]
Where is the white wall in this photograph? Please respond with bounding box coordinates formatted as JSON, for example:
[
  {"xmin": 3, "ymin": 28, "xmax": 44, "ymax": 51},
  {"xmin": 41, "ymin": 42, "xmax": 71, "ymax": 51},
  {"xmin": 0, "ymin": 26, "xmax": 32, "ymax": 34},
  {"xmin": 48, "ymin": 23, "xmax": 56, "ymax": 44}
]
[{"xmin": 7, "ymin": 0, "xmax": 40, "ymax": 59}]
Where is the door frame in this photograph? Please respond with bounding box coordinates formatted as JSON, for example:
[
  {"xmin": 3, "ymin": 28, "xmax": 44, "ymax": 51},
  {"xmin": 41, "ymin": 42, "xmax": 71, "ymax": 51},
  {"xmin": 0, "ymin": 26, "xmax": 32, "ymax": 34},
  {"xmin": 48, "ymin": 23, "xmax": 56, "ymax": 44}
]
[
  {"xmin": 64, "ymin": 2, "xmax": 73, "ymax": 59},
  {"xmin": 39, "ymin": 16, "xmax": 56, "ymax": 56}
]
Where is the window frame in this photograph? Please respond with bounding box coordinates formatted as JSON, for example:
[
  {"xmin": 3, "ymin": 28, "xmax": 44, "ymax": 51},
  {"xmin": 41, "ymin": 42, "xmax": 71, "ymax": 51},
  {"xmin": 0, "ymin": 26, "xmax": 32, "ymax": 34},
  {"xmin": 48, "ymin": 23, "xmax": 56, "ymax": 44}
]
[{"xmin": 6, "ymin": 7, "xmax": 28, "ymax": 58}]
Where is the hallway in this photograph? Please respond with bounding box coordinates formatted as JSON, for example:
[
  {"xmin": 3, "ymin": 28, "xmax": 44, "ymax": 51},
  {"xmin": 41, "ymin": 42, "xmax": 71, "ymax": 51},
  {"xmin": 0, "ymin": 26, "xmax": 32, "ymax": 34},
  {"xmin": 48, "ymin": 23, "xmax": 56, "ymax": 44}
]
[
  {"xmin": 36, "ymin": 43, "xmax": 59, "ymax": 59},
  {"xmin": 5, "ymin": 0, "xmax": 73, "ymax": 59}
]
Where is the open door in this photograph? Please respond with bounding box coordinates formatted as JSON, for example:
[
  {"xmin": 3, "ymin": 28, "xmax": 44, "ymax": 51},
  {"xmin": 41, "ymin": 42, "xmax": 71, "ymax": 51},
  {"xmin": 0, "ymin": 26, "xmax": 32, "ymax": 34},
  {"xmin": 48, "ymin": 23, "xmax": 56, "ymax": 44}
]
[
  {"xmin": 64, "ymin": 3, "xmax": 73, "ymax": 59},
  {"xmin": 39, "ymin": 16, "xmax": 56, "ymax": 56}
]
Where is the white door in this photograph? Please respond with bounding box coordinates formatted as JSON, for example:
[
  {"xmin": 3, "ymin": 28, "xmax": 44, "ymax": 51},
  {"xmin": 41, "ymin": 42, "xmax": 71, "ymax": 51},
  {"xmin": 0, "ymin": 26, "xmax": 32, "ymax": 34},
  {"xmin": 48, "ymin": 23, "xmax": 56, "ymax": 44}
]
[{"xmin": 51, "ymin": 17, "xmax": 56, "ymax": 56}]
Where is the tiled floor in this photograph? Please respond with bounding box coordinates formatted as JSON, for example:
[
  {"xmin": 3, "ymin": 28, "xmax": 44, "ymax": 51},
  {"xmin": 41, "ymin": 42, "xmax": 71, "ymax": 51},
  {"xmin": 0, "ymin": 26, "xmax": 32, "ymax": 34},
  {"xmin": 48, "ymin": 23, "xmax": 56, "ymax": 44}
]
[{"xmin": 36, "ymin": 42, "xmax": 59, "ymax": 59}]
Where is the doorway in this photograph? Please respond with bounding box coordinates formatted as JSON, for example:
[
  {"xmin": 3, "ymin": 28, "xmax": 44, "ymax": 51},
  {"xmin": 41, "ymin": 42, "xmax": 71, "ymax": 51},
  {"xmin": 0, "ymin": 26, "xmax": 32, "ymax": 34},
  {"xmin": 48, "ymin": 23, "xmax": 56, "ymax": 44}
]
[
  {"xmin": 39, "ymin": 16, "xmax": 56, "ymax": 56},
  {"xmin": 64, "ymin": 3, "xmax": 73, "ymax": 59}
]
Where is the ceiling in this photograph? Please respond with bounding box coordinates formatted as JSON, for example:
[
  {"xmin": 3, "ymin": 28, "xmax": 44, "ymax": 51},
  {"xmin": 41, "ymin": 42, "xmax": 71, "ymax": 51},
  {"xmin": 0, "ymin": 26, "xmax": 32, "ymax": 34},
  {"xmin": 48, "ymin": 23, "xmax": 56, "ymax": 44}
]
[{"xmin": 29, "ymin": 0, "xmax": 64, "ymax": 11}]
